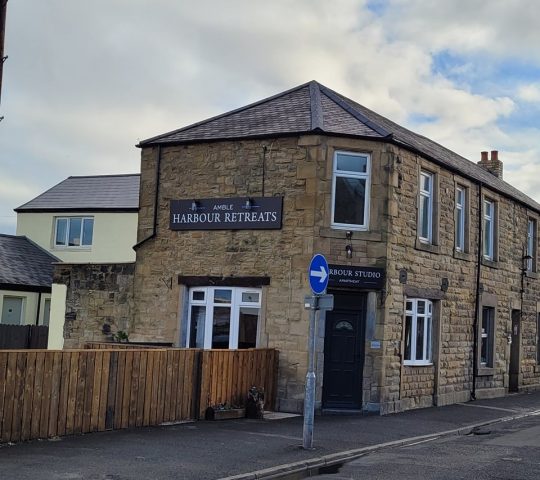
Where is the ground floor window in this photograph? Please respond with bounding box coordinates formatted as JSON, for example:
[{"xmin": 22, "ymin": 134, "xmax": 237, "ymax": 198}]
[
  {"xmin": 186, "ymin": 287, "xmax": 261, "ymax": 349},
  {"xmin": 481, "ymin": 306, "xmax": 495, "ymax": 368},
  {"xmin": 404, "ymin": 298, "xmax": 433, "ymax": 366}
]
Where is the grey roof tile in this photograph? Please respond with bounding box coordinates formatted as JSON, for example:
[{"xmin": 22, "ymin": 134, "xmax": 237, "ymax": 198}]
[
  {"xmin": 0, "ymin": 234, "xmax": 58, "ymax": 289},
  {"xmin": 139, "ymin": 81, "xmax": 540, "ymax": 213},
  {"xmin": 15, "ymin": 174, "xmax": 140, "ymax": 212}
]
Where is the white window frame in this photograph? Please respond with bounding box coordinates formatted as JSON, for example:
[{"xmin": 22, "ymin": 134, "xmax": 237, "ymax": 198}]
[
  {"xmin": 480, "ymin": 306, "xmax": 495, "ymax": 368},
  {"xmin": 404, "ymin": 298, "xmax": 433, "ymax": 366},
  {"xmin": 54, "ymin": 216, "xmax": 94, "ymax": 249},
  {"xmin": 483, "ymin": 199, "xmax": 494, "ymax": 260},
  {"xmin": 331, "ymin": 150, "xmax": 371, "ymax": 231},
  {"xmin": 455, "ymin": 186, "xmax": 466, "ymax": 252},
  {"xmin": 527, "ymin": 218, "xmax": 536, "ymax": 272},
  {"xmin": 418, "ymin": 171, "xmax": 434, "ymax": 244},
  {"xmin": 185, "ymin": 287, "xmax": 261, "ymax": 349}
]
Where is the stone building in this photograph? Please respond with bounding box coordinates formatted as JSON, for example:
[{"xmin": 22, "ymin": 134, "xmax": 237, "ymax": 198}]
[{"xmin": 59, "ymin": 81, "xmax": 540, "ymax": 414}]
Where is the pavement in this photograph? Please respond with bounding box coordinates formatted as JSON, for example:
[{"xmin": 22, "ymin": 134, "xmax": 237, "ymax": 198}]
[{"xmin": 1, "ymin": 391, "xmax": 540, "ymax": 480}]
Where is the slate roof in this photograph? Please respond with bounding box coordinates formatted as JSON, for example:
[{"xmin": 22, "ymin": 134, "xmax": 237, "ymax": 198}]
[
  {"xmin": 139, "ymin": 80, "xmax": 540, "ymax": 213},
  {"xmin": 15, "ymin": 174, "xmax": 140, "ymax": 213},
  {"xmin": 0, "ymin": 234, "xmax": 59, "ymax": 291}
]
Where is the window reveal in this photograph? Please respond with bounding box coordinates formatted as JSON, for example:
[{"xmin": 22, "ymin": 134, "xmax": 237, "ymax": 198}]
[
  {"xmin": 483, "ymin": 199, "xmax": 495, "ymax": 260},
  {"xmin": 480, "ymin": 306, "xmax": 495, "ymax": 368},
  {"xmin": 331, "ymin": 151, "xmax": 371, "ymax": 230},
  {"xmin": 418, "ymin": 171, "xmax": 434, "ymax": 243},
  {"xmin": 455, "ymin": 186, "xmax": 466, "ymax": 252},
  {"xmin": 527, "ymin": 218, "xmax": 536, "ymax": 272},
  {"xmin": 404, "ymin": 299, "xmax": 433, "ymax": 366},
  {"xmin": 55, "ymin": 217, "xmax": 94, "ymax": 248},
  {"xmin": 187, "ymin": 287, "xmax": 261, "ymax": 349}
]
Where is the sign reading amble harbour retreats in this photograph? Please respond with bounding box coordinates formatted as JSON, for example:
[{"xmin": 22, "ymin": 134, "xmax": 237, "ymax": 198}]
[
  {"xmin": 328, "ymin": 264, "xmax": 385, "ymax": 289},
  {"xmin": 170, "ymin": 197, "xmax": 283, "ymax": 230}
]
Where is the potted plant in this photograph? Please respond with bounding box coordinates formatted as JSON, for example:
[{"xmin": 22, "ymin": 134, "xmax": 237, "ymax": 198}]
[
  {"xmin": 245, "ymin": 386, "xmax": 265, "ymax": 419},
  {"xmin": 204, "ymin": 403, "xmax": 246, "ymax": 421}
]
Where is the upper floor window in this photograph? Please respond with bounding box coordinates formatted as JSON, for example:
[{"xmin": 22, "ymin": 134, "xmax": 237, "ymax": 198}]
[
  {"xmin": 404, "ymin": 298, "xmax": 433, "ymax": 366},
  {"xmin": 331, "ymin": 151, "xmax": 371, "ymax": 230},
  {"xmin": 418, "ymin": 171, "xmax": 434, "ymax": 243},
  {"xmin": 527, "ymin": 218, "xmax": 536, "ymax": 272},
  {"xmin": 455, "ymin": 186, "xmax": 466, "ymax": 252},
  {"xmin": 483, "ymin": 199, "xmax": 495, "ymax": 260},
  {"xmin": 55, "ymin": 217, "xmax": 94, "ymax": 248},
  {"xmin": 187, "ymin": 287, "xmax": 261, "ymax": 349}
]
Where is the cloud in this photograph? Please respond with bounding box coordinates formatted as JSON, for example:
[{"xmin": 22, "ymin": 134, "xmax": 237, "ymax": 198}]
[
  {"xmin": 1, "ymin": 0, "xmax": 540, "ymax": 235},
  {"xmin": 517, "ymin": 84, "xmax": 540, "ymax": 103}
]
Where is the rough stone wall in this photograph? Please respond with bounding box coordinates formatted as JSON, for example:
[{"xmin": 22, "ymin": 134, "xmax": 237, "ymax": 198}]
[
  {"xmin": 133, "ymin": 136, "xmax": 392, "ymax": 413},
  {"xmin": 133, "ymin": 133, "xmax": 540, "ymax": 415},
  {"xmin": 381, "ymin": 145, "xmax": 540, "ymax": 413},
  {"xmin": 54, "ymin": 263, "xmax": 135, "ymax": 348}
]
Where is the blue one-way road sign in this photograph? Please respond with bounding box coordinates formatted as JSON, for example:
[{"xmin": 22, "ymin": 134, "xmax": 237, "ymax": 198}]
[{"xmin": 309, "ymin": 254, "xmax": 329, "ymax": 295}]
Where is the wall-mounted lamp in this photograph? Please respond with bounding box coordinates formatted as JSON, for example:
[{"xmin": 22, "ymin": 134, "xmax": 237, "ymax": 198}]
[
  {"xmin": 191, "ymin": 200, "xmax": 199, "ymax": 212},
  {"xmin": 522, "ymin": 254, "xmax": 533, "ymax": 272},
  {"xmin": 245, "ymin": 198, "xmax": 253, "ymax": 210},
  {"xmin": 102, "ymin": 323, "xmax": 111, "ymax": 335},
  {"xmin": 345, "ymin": 231, "xmax": 353, "ymax": 258}
]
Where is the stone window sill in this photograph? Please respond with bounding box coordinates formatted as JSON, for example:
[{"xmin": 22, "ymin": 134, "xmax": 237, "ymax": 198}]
[
  {"xmin": 453, "ymin": 250, "xmax": 473, "ymax": 262},
  {"xmin": 477, "ymin": 367, "xmax": 494, "ymax": 376},
  {"xmin": 414, "ymin": 239, "xmax": 439, "ymax": 255},
  {"xmin": 403, "ymin": 362, "xmax": 433, "ymax": 367},
  {"xmin": 319, "ymin": 227, "xmax": 382, "ymax": 242},
  {"xmin": 481, "ymin": 258, "xmax": 499, "ymax": 269},
  {"xmin": 525, "ymin": 270, "xmax": 538, "ymax": 280}
]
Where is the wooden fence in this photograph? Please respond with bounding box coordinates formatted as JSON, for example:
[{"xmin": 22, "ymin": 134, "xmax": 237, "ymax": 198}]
[
  {"xmin": 199, "ymin": 349, "xmax": 278, "ymax": 418},
  {"xmin": 0, "ymin": 325, "xmax": 48, "ymax": 349},
  {"xmin": 0, "ymin": 347, "xmax": 278, "ymax": 444}
]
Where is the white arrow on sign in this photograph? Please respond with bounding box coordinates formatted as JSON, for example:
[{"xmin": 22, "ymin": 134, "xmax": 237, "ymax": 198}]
[{"xmin": 310, "ymin": 266, "xmax": 328, "ymax": 283}]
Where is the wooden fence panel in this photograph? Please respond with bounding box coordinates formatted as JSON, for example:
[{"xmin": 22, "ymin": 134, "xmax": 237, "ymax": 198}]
[
  {"xmin": 0, "ymin": 347, "xmax": 278, "ymax": 443},
  {"xmin": 0, "ymin": 348, "xmax": 202, "ymax": 444},
  {"xmin": 198, "ymin": 348, "xmax": 279, "ymax": 418}
]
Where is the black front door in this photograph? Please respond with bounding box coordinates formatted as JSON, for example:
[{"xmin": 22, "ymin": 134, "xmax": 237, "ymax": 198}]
[
  {"xmin": 509, "ymin": 309, "xmax": 521, "ymax": 392},
  {"xmin": 322, "ymin": 293, "xmax": 366, "ymax": 409}
]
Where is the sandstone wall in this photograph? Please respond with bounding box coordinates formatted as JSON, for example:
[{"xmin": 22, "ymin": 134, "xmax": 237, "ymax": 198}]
[
  {"xmin": 133, "ymin": 134, "xmax": 540, "ymax": 414},
  {"xmin": 133, "ymin": 136, "xmax": 392, "ymax": 412},
  {"xmin": 54, "ymin": 263, "xmax": 135, "ymax": 348},
  {"xmin": 381, "ymin": 145, "xmax": 540, "ymax": 413}
]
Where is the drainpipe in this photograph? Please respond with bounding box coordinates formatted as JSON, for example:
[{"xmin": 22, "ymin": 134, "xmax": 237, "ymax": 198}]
[
  {"xmin": 133, "ymin": 144, "xmax": 162, "ymax": 249},
  {"xmin": 35, "ymin": 292, "xmax": 42, "ymax": 325},
  {"xmin": 472, "ymin": 182, "xmax": 483, "ymax": 400}
]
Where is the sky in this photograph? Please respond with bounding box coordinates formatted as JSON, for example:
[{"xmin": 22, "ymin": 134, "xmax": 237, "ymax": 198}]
[{"xmin": 1, "ymin": 0, "xmax": 540, "ymax": 234}]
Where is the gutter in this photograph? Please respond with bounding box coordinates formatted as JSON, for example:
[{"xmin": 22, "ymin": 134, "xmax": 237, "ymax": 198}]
[{"xmin": 133, "ymin": 145, "xmax": 162, "ymax": 250}]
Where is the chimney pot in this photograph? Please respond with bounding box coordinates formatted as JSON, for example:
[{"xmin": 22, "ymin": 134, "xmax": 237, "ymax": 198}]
[
  {"xmin": 481, "ymin": 151, "xmax": 488, "ymax": 162},
  {"xmin": 491, "ymin": 150, "xmax": 498, "ymax": 161}
]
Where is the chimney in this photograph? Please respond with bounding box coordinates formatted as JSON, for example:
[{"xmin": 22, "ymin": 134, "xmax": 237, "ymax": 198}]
[{"xmin": 477, "ymin": 150, "xmax": 503, "ymax": 179}]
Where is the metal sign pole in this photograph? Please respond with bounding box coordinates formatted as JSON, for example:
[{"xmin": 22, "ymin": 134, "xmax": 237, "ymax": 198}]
[
  {"xmin": 303, "ymin": 295, "xmax": 318, "ymax": 450},
  {"xmin": 304, "ymin": 254, "xmax": 333, "ymax": 450}
]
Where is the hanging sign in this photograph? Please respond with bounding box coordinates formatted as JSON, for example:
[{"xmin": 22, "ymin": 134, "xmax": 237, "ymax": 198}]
[
  {"xmin": 170, "ymin": 197, "xmax": 283, "ymax": 230},
  {"xmin": 328, "ymin": 265, "xmax": 385, "ymax": 289}
]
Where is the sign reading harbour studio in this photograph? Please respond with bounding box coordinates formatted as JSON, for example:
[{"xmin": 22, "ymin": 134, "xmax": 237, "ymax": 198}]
[
  {"xmin": 170, "ymin": 197, "xmax": 283, "ymax": 230},
  {"xmin": 328, "ymin": 265, "xmax": 385, "ymax": 289}
]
